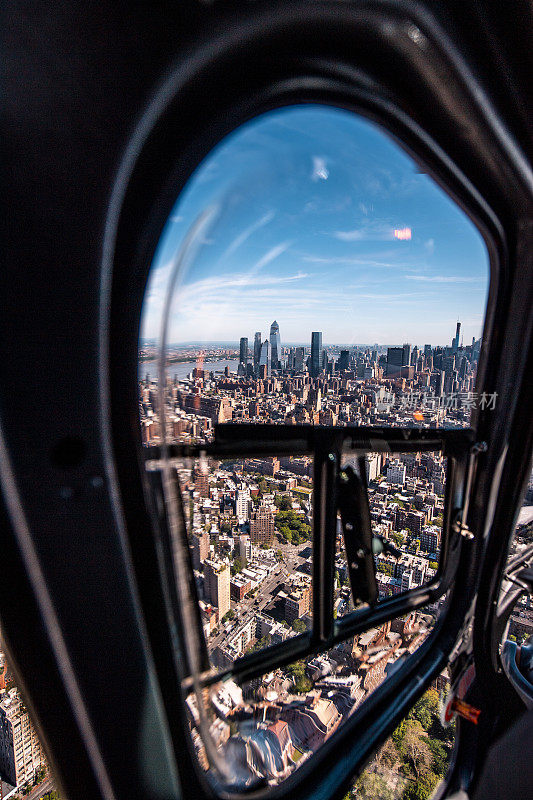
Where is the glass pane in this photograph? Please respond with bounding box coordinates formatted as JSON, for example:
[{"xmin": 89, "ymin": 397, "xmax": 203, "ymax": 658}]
[
  {"xmin": 187, "ymin": 603, "xmax": 446, "ymax": 787},
  {"xmin": 336, "ymin": 450, "xmax": 446, "ymax": 615},
  {"xmin": 139, "ymin": 101, "xmax": 489, "ymax": 791},
  {"xmin": 140, "ymin": 105, "xmax": 489, "ymax": 442},
  {"xmin": 349, "ymin": 681, "xmax": 455, "ymax": 800},
  {"xmin": 169, "ymin": 454, "xmax": 313, "ymax": 671}
]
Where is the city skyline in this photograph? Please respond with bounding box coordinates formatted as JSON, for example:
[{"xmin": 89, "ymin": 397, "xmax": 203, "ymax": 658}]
[
  {"xmin": 141, "ymin": 315, "xmax": 474, "ymax": 352},
  {"xmin": 141, "ymin": 105, "xmax": 489, "ymax": 346}
]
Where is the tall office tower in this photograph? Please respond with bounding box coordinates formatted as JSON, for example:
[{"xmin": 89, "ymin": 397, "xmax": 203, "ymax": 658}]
[
  {"xmin": 402, "ymin": 343, "xmax": 412, "ymax": 367},
  {"xmin": 254, "ymin": 332, "xmax": 262, "ymax": 373},
  {"xmin": 270, "ymin": 320, "xmax": 281, "ymax": 370},
  {"xmin": 286, "ymin": 347, "xmax": 293, "ymax": 369},
  {"xmin": 386, "ymin": 347, "xmax": 404, "ymax": 377},
  {"xmin": 412, "ymin": 345, "xmax": 419, "ymax": 366},
  {"xmin": 239, "ymin": 337, "xmax": 248, "ymax": 366},
  {"xmin": 191, "ymin": 530, "xmax": 210, "ymax": 570},
  {"xmin": 0, "ymin": 689, "xmax": 47, "ymax": 787},
  {"xmin": 338, "ymin": 350, "xmax": 350, "ymax": 372},
  {"xmin": 424, "ymin": 344, "xmax": 432, "ymax": 357},
  {"xmin": 259, "ymin": 339, "xmax": 271, "ymax": 377},
  {"xmin": 453, "ymin": 321, "xmax": 461, "ymax": 353},
  {"xmin": 294, "ymin": 346, "xmax": 305, "ymax": 372},
  {"xmin": 310, "ymin": 331, "xmax": 323, "ymax": 377},
  {"xmin": 443, "ymin": 355, "xmax": 455, "ymax": 377},
  {"xmin": 430, "ymin": 370, "xmax": 445, "ymax": 396},
  {"xmin": 204, "ymin": 559, "xmax": 230, "ymax": 619}
]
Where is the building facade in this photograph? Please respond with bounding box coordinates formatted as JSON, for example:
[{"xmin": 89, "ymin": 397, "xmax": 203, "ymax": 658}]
[
  {"xmin": 0, "ymin": 690, "xmax": 46, "ymax": 788},
  {"xmin": 204, "ymin": 559, "xmax": 230, "ymax": 620}
]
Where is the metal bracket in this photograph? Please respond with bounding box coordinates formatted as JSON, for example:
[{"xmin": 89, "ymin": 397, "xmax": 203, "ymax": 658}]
[{"xmin": 453, "ymin": 441, "xmax": 487, "ymax": 539}]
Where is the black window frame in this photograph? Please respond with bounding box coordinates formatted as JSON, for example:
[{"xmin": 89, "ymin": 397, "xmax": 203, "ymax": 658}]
[{"xmin": 108, "ymin": 16, "xmax": 512, "ymax": 800}]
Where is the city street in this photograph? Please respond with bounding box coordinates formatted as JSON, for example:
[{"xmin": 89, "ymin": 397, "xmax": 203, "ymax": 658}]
[{"xmin": 206, "ymin": 540, "xmax": 311, "ymax": 658}]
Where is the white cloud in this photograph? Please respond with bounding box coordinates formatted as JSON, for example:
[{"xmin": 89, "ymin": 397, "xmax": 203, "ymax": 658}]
[{"xmin": 311, "ymin": 156, "xmax": 329, "ymax": 181}]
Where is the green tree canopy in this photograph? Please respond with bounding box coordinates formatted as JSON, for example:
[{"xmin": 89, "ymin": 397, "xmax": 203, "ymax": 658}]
[{"xmin": 354, "ymin": 771, "xmax": 395, "ymax": 800}]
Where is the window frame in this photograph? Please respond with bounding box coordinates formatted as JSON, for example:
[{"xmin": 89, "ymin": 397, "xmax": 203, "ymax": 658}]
[{"xmin": 103, "ymin": 6, "xmax": 529, "ymax": 800}]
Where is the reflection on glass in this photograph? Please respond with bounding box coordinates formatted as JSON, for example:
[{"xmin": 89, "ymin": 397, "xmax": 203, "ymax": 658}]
[
  {"xmin": 336, "ymin": 451, "xmax": 445, "ymax": 616},
  {"xmin": 187, "ymin": 604, "xmax": 445, "ymax": 787},
  {"xmin": 171, "ymin": 455, "xmax": 312, "ymax": 671}
]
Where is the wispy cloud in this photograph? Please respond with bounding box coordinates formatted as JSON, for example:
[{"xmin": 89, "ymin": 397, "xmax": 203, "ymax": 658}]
[
  {"xmin": 302, "ymin": 254, "xmax": 417, "ymax": 269},
  {"xmin": 333, "ymin": 222, "xmax": 396, "ymax": 242},
  {"xmin": 253, "ymin": 241, "xmax": 291, "ymax": 271},
  {"xmin": 404, "ymin": 274, "xmax": 479, "ymax": 284},
  {"xmin": 222, "ymin": 210, "xmax": 275, "ymax": 259}
]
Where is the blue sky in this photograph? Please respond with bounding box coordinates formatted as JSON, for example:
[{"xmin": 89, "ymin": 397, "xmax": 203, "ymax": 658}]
[{"xmin": 141, "ymin": 105, "xmax": 489, "ymax": 347}]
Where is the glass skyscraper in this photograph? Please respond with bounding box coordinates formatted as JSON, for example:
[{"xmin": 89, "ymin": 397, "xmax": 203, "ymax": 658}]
[
  {"xmin": 310, "ymin": 331, "xmax": 322, "ymax": 377},
  {"xmin": 254, "ymin": 332, "xmax": 262, "ymax": 373},
  {"xmin": 259, "ymin": 339, "xmax": 271, "ymax": 377},
  {"xmin": 269, "ymin": 320, "xmax": 281, "ymax": 370},
  {"xmin": 239, "ymin": 337, "xmax": 248, "ymax": 366}
]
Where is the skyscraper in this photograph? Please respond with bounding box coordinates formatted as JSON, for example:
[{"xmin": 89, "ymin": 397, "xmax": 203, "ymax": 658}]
[
  {"xmin": 453, "ymin": 321, "xmax": 461, "ymax": 353},
  {"xmin": 338, "ymin": 350, "xmax": 350, "ymax": 372},
  {"xmin": 311, "ymin": 331, "xmax": 322, "ymax": 377},
  {"xmin": 270, "ymin": 320, "xmax": 281, "ymax": 370},
  {"xmin": 402, "ymin": 343, "xmax": 412, "ymax": 367},
  {"xmin": 259, "ymin": 339, "xmax": 271, "ymax": 377},
  {"xmin": 239, "ymin": 337, "xmax": 248, "ymax": 367},
  {"xmin": 294, "ymin": 347, "xmax": 304, "ymax": 372},
  {"xmin": 386, "ymin": 347, "xmax": 404, "ymax": 377},
  {"xmin": 254, "ymin": 332, "xmax": 262, "ymax": 373}
]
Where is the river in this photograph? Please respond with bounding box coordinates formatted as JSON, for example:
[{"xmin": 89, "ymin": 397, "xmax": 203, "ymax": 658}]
[{"xmin": 139, "ymin": 358, "xmax": 240, "ymax": 382}]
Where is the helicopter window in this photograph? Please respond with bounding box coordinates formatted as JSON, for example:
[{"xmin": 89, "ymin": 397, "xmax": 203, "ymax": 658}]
[
  {"xmin": 336, "ymin": 449, "xmax": 448, "ymax": 617},
  {"xmin": 183, "ymin": 602, "xmax": 449, "ymax": 787},
  {"xmin": 139, "ymin": 105, "xmax": 489, "ymax": 442},
  {"xmin": 139, "ymin": 104, "xmax": 489, "ymax": 792}
]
